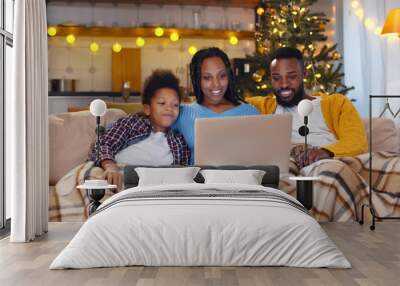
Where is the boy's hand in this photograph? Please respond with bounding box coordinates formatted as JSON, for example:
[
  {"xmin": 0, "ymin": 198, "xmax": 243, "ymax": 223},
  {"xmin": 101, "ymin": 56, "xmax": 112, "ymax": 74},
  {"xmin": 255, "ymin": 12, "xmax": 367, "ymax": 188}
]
[{"xmin": 101, "ymin": 160, "xmax": 123, "ymax": 191}]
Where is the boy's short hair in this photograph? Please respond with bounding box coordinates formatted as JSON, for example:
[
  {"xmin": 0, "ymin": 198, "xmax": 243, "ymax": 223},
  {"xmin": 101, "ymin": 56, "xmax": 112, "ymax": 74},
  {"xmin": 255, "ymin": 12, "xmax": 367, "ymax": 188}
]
[{"xmin": 142, "ymin": 70, "xmax": 181, "ymax": 105}]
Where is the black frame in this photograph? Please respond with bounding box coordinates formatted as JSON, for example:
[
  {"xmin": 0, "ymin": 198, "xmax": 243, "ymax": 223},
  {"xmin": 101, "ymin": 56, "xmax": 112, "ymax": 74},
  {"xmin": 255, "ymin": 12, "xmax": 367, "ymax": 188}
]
[
  {"xmin": 359, "ymin": 95, "xmax": 400, "ymax": 230},
  {"xmin": 0, "ymin": 0, "xmax": 14, "ymax": 231}
]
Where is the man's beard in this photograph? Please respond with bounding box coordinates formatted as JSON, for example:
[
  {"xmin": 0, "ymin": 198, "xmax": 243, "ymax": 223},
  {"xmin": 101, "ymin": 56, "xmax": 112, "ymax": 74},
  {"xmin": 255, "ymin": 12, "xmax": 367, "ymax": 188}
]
[{"xmin": 274, "ymin": 85, "xmax": 306, "ymax": 107}]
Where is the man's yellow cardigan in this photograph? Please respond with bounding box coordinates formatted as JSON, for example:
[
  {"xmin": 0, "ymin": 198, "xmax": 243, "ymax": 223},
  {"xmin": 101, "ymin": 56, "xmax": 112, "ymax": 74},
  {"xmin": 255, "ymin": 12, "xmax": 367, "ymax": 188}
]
[{"xmin": 245, "ymin": 93, "xmax": 368, "ymax": 157}]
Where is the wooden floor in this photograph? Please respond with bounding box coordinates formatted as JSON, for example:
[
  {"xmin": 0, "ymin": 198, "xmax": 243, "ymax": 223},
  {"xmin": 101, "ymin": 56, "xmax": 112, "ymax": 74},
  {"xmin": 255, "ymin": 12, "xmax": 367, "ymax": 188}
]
[{"xmin": 0, "ymin": 222, "xmax": 399, "ymax": 286}]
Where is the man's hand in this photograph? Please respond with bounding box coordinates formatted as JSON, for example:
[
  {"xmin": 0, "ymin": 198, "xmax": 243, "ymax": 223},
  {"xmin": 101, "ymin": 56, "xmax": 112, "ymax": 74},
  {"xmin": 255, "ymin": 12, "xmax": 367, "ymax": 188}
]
[
  {"xmin": 296, "ymin": 147, "xmax": 333, "ymax": 168},
  {"xmin": 101, "ymin": 160, "xmax": 123, "ymax": 191}
]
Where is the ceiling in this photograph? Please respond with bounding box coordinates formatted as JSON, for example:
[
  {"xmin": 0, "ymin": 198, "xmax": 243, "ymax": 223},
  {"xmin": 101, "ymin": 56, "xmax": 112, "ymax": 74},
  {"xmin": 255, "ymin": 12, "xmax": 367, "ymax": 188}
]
[{"xmin": 45, "ymin": 0, "xmax": 260, "ymax": 9}]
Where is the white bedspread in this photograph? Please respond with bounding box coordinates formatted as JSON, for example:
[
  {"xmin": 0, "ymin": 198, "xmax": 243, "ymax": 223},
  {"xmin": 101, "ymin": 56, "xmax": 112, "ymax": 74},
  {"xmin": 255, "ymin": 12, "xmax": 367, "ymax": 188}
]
[{"xmin": 50, "ymin": 183, "xmax": 351, "ymax": 269}]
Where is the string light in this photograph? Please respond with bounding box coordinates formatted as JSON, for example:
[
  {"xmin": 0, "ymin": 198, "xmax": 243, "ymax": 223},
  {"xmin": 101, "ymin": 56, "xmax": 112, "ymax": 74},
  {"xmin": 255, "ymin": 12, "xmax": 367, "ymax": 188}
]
[
  {"xmin": 229, "ymin": 36, "xmax": 239, "ymax": 45},
  {"xmin": 47, "ymin": 26, "xmax": 57, "ymax": 37},
  {"xmin": 351, "ymin": 1, "xmax": 382, "ymax": 37},
  {"xmin": 256, "ymin": 7, "xmax": 265, "ymax": 16},
  {"xmin": 315, "ymin": 73, "xmax": 322, "ymax": 79},
  {"xmin": 65, "ymin": 34, "xmax": 76, "ymax": 45},
  {"xmin": 170, "ymin": 32, "xmax": 180, "ymax": 42},
  {"xmin": 374, "ymin": 26, "xmax": 382, "ymax": 35},
  {"xmin": 355, "ymin": 8, "xmax": 364, "ymax": 19},
  {"xmin": 364, "ymin": 18, "xmax": 374, "ymax": 29},
  {"xmin": 306, "ymin": 64, "xmax": 313, "ymax": 70},
  {"xmin": 112, "ymin": 42, "xmax": 122, "ymax": 53},
  {"xmin": 351, "ymin": 0, "xmax": 359, "ymax": 9},
  {"xmin": 188, "ymin": 46, "xmax": 197, "ymax": 55},
  {"xmin": 154, "ymin": 27, "xmax": 164, "ymax": 37},
  {"xmin": 89, "ymin": 42, "xmax": 99, "ymax": 53},
  {"xmin": 136, "ymin": 37, "xmax": 145, "ymax": 47}
]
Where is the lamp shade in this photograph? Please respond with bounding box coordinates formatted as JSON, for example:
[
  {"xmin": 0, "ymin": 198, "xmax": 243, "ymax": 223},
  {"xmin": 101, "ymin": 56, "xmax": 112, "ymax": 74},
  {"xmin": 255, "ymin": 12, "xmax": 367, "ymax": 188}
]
[
  {"xmin": 298, "ymin": 99, "xmax": 314, "ymax": 116},
  {"xmin": 90, "ymin": 99, "xmax": 107, "ymax": 117},
  {"xmin": 381, "ymin": 8, "xmax": 400, "ymax": 36}
]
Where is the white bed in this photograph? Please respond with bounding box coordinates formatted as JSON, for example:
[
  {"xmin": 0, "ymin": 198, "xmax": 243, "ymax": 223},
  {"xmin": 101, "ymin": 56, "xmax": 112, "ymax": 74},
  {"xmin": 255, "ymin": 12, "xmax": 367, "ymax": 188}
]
[{"xmin": 50, "ymin": 183, "xmax": 351, "ymax": 269}]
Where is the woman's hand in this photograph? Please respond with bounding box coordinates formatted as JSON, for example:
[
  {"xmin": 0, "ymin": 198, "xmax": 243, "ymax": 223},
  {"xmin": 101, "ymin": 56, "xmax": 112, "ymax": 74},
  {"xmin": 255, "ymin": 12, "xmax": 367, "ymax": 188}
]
[{"xmin": 101, "ymin": 160, "xmax": 123, "ymax": 191}]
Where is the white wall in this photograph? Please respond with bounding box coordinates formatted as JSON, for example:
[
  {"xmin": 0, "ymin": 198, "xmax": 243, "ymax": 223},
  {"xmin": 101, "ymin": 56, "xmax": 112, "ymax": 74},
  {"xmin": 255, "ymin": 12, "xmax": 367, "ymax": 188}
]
[{"xmin": 48, "ymin": 37, "xmax": 255, "ymax": 91}]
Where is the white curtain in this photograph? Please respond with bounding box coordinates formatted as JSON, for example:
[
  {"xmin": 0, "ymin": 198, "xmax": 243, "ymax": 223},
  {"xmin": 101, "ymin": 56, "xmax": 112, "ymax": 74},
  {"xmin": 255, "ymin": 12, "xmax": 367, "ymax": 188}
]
[
  {"xmin": 342, "ymin": 0, "xmax": 400, "ymax": 119},
  {"xmin": 9, "ymin": 0, "xmax": 49, "ymax": 242}
]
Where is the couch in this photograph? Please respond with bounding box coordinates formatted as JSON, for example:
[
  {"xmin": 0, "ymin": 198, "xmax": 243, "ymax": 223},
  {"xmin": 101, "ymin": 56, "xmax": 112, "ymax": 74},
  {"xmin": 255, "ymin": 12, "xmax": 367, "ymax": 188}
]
[{"xmin": 48, "ymin": 108, "xmax": 400, "ymax": 221}]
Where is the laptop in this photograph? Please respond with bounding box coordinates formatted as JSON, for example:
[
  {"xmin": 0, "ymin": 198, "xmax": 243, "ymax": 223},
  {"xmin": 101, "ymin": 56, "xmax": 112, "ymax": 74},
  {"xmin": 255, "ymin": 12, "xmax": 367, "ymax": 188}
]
[{"xmin": 194, "ymin": 114, "xmax": 292, "ymax": 174}]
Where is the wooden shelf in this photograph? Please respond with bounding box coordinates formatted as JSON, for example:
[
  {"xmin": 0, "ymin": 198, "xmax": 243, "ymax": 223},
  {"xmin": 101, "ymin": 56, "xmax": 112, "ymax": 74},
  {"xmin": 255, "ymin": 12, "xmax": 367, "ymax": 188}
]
[
  {"xmin": 46, "ymin": 0, "xmax": 260, "ymax": 9},
  {"xmin": 52, "ymin": 25, "xmax": 254, "ymax": 40}
]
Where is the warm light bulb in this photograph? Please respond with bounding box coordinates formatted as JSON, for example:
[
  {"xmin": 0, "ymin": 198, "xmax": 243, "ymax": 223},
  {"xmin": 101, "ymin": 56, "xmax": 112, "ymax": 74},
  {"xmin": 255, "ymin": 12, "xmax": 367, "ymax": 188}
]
[
  {"xmin": 66, "ymin": 34, "xmax": 76, "ymax": 45},
  {"xmin": 364, "ymin": 18, "xmax": 375, "ymax": 29},
  {"xmin": 170, "ymin": 32, "xmax": 180, "ymax": 42},
  {"xmin": 229, "ymin": 36, "xmax": 239, "ymax": 45},
  {"xmin": 256, "ymin": 7, "xmax": 265, "ymax": 16},
  {"xmin": 273, "ymin": 28, "xmax": 279, "ymax": 34},
  {"xmin": 154, "ymin": 27, "xmax": 164, "ymax": 37},
  {"xmin": 188, "ymin": 46, "xmax": 197, "ymax": 55},
  {"xmin": 315, "ymin": 73, "xmax": 322, "ymax": 79},
  {"xmin": 48, "ymin": 26, "xmax": 57, "ymax": 37},
  {"xmin": 136, "ymin": 37, "xmax": 145, "ymax": 47},
  {"xmin": 89, "ymin": 42, "xmax": 100, "ymax": 53},
  {"xmin": 112, "ymin": 42, "xmax": 122, "ymax": 53},
  {"xmin": 351, "ymin": 0, "xmax": 359, "ymax": 9},
  {"xmin": 306, "ymin": 64, "xmax": 313, "ymax": 70},
  {"xmin": 326, "ymin": 64, "xmax": 331, "ymax": 69},
  {"xmin": 374, "ymin": 26, "xmax": 382, "ymax": 35},
  {"xmin": 355, "ymin": 8, "xmax": 364, "ymax": 19}
]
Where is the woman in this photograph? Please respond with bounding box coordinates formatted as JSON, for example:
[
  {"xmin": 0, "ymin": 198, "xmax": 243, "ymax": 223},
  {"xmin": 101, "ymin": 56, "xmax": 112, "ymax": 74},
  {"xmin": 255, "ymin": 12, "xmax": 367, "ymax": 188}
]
[{"xmin": 174, "ymin": 47, "xmax": 260, "ymax": 162}]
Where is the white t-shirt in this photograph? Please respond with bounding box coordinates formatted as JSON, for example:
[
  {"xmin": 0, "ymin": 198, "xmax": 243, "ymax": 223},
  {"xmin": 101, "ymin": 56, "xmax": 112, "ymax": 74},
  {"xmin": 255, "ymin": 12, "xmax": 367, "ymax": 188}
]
[
  {"xmin": 115, "ymin": 131, "xmax": 173, "ymax": 165},
  {"xmin": 274, "ymin": 97, "xmax": 337, "ymax": 147}
]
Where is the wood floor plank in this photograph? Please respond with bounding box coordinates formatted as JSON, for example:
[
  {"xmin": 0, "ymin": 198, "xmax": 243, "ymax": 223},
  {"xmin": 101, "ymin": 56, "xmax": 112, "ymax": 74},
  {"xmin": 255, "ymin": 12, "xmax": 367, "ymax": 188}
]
[{"xmin": 0, "ymin": 222, "xmax": 400, "ymax": 286}]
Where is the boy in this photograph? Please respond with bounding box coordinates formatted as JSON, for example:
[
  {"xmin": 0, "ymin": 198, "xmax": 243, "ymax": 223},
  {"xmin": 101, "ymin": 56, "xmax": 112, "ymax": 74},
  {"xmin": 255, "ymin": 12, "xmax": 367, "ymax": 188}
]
[{"xmin": 89, "ymin": 70, "xmax": 190, "ymax": 189}]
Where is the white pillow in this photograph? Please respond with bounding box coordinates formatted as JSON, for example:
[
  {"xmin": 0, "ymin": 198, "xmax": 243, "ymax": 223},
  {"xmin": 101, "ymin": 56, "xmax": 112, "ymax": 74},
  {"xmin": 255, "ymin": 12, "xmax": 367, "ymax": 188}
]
[
  {"xmin": 200, "ymin": 169, "xmax": 266, "ymax": 185},
  {"xmin": 135, "ymin": 167, "xmax": 201, "ymax": 186}
]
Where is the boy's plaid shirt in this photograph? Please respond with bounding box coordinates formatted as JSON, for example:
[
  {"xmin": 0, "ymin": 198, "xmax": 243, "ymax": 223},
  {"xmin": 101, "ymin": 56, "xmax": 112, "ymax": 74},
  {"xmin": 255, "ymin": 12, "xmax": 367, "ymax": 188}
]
[{"xmin": 89, "ymin": 113, "xmax": 190, "ymax": 166}]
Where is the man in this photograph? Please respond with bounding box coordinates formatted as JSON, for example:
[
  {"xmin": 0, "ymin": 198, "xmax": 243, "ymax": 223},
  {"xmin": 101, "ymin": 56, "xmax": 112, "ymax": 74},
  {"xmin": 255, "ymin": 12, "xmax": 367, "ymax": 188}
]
[
  {"xmin": 246, "ymin": 47, "xmax": 368, "ymax": 167},
  {"xmin": 245, "ymin": 47, "xmax": 375, "ymax": 222}
]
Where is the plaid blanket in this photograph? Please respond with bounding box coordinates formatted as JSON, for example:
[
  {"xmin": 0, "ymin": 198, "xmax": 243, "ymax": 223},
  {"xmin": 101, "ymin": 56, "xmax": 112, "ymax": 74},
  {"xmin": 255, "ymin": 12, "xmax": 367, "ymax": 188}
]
[
  {"xmin": 280, "ymin": 152, "xmax": 400, "ymax": 222},
  {"xmin": 50, "ymin": 152, "xmax": 400, "ymax": 222},
  {"xmin": 49, "ymin": 161, "xmax": 117, "ymax": 222}
]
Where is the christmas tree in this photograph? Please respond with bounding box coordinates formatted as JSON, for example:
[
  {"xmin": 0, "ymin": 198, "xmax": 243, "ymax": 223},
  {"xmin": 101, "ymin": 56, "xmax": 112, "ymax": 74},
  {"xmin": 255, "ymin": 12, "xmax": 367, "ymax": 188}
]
[{"xmin": 237, "ymin": 0, "xmax": 353, "ymax": 97}]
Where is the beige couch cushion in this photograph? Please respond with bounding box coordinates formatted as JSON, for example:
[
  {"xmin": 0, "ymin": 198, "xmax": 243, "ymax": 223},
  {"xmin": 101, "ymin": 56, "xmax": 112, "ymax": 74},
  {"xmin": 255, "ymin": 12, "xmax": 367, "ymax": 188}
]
[
  {"xmin": 49, "ymin": 108, "xmax": 127, "ymax": 185},
  {"xmin": 362, "ymin": 117, "xmax": 400, "ymax": 153}
]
